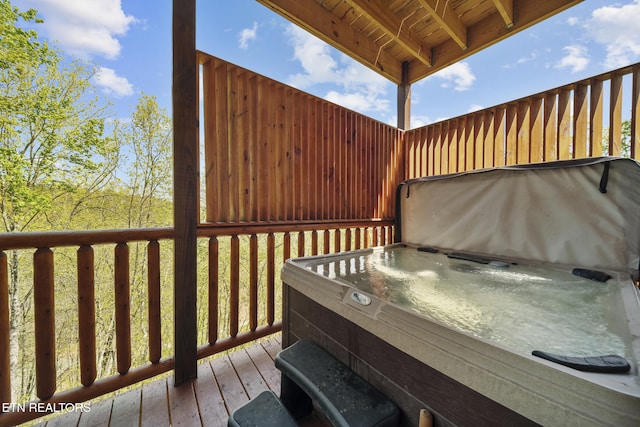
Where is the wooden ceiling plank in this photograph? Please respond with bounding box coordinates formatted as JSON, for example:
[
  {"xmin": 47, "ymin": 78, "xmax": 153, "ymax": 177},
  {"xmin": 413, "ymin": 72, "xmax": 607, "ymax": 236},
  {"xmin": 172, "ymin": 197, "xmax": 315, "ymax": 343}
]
[
  {"xmin": 416, "ymin": 0, "xmax": 468, "ymax": 49},
  {"xmin": 256, "ymin": 0, "xmax": 404, "ymax": 83},
  {"xmin": 345, "ymin": 0, "xmax": 432, "ymax": 67},
  {"xmin": 491, "ymin": 0, "xmax": 514, "ymax": 28}
]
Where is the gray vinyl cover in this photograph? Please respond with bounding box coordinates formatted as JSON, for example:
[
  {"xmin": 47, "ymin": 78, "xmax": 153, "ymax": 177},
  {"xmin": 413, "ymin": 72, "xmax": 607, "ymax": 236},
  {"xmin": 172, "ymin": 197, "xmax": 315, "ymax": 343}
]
[{"xmin": 396, "ymin": 157, "xmax": 640, "ymax": 280}]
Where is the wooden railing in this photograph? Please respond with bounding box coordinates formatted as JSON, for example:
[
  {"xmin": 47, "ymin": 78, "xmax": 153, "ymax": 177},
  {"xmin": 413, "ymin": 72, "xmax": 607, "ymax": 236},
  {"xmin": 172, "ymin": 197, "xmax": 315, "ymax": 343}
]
[
  {"xmin": 0, "ymin": 222, "xmax": 393, "ymax": 425},
  {"xmin": 0, "ymin": 229, "xmax": 175, "ymax": 425},
  {"xmin": 404, "ymin": 63, "xmax": 640, "ymax": 176}
]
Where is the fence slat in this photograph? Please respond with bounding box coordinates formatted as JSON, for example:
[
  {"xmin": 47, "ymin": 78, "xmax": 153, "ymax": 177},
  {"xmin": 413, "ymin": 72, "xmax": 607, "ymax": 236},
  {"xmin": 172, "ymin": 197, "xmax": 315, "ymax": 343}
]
[
  {"xmin": 574, "ymin": 84, "xmax": 588, "ymax": 158},
  {"xmin": 208, "ymin": 237, "xmax": 219, "ymax": 344}
]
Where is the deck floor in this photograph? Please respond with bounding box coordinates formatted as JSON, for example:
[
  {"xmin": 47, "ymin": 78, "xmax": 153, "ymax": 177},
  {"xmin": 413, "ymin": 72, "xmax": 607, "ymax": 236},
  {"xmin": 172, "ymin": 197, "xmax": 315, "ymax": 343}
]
[{"xmin": 33, "ymin": 335, "xmax": 323, "ymax": 427}]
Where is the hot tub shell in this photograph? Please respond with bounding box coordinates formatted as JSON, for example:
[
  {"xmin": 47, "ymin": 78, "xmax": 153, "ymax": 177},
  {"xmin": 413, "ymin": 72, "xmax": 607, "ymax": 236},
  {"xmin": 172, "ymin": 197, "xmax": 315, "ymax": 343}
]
[{"xmin": 281, "ymin": 157, "xmax": 640, "ymax": 426}]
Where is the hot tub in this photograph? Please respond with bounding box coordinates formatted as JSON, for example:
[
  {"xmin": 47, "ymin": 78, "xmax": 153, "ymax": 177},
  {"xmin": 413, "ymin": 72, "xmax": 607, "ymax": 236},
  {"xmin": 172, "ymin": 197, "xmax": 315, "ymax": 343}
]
[{"xmin": 281, "ymin": 157, "xmax": 640, "ymax": 426}]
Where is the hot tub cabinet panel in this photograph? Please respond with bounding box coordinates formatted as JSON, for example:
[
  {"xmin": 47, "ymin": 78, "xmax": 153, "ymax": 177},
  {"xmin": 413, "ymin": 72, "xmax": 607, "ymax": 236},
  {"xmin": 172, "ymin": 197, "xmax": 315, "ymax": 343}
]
[
  {"xmin": 283, "ymin": 285, "xmax": 541, "ymax": 427},
  {"xmin": 282, "ymin": 257, "xmax": 640, "ymax": 427},
  {"xmin": 281, "ymin": 158, "xmax": 640, "ymax": 427}
]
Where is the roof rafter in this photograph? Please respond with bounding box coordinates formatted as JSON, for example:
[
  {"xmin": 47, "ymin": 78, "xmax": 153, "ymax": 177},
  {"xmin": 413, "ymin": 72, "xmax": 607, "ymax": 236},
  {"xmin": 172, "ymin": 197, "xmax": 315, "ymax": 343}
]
[
  {"xmin": 415, "ymin": 0, "xmax": 468, "ymax": 49},
  {"xmin": 344, "ymin": 0, "xmax": 432, "ymax": 67},
  {"xmin": 256, "ymin": 0, "xmax": 404, "ymax": 83},
  {"xmin": 492, "ymin": 0, "xmax": 515, "ymax": 28}
]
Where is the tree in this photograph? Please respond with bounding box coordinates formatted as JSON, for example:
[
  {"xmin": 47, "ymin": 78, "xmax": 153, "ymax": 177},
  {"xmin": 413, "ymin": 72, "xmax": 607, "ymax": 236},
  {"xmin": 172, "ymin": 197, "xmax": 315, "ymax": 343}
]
[
  {"xmin": 118, "ymin": 94, "xmax": 173, "ymax": 228},
  {"xmin": 0, "ymin": 0, "xmax": 117, "ymax": 401}
]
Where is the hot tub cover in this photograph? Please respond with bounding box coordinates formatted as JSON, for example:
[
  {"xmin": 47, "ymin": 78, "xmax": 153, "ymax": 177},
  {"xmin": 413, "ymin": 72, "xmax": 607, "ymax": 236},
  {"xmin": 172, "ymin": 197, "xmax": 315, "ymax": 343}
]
[{"xmin": 395, "ymin": 157, "xmax": 640, "ymax": 280}]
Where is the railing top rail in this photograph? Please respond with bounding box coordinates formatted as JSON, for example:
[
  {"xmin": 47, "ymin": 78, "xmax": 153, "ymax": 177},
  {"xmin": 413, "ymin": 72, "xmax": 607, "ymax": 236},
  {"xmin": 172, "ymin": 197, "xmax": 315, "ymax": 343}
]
[
  {"xmin": 0, "ymin": 228, "xmax": 175, "ymax": 251},
  {"xmin": 0, "ymin": 220, "xmax": 397, "ymax": 251},
  {"xmin": 197, "ymin": 219, "xmax": 395, "ymax": 237}
]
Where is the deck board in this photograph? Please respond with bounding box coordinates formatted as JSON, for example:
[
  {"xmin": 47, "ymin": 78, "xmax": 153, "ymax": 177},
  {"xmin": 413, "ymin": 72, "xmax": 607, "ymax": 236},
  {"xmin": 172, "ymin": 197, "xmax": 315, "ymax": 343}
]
[
  {"xmin": 77, "ymin": 395, "xmax": 113, "ymax": 427},
  {"xmin": 33, "ymin": 336, "xmax": 286, "ymax": 427},
  {"xmin": 31, "ymin": 335, "xmax": 327, "ymax": 427},
  {"xmin": 140, "ymin": 379, "xmax": 170, "ymax": 427},
  {"xmin": 193, "ymin": 361, "xmax": 228, "ymax": 425}
]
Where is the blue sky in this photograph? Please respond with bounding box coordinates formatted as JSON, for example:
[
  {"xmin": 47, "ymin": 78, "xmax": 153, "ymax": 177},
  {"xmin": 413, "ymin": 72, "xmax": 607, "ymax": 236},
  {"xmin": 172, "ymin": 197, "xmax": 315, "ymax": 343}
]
[{"xmin": 18, "ymin": 0, "xmax": 640, "ymax": 129}]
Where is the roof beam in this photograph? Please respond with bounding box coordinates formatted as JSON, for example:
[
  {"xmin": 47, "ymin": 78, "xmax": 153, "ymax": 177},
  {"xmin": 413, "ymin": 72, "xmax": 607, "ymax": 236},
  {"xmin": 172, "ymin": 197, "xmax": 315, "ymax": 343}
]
[
  {"xmin": 344, "ymin": 0, "xmax": 432, "ymax": 67},
  {"xmin": 416, "ymin": 0, "xmax": 468, "ymax": 49},
  {"xmin": 407, "ymin": 0, "xmax": 582, "ymax": 83},
  {"xmin": 257, "ymin": 0, "xmax": 404, "ymax": 83},
  {"xmin": 492, "ymin": 0, "xmax": 515, "ymax": 28}
]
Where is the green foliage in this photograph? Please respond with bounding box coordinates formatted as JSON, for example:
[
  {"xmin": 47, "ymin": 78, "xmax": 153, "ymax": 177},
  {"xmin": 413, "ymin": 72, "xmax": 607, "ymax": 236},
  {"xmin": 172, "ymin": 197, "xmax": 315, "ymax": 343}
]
[
  {"xmin": 115, "ymin": 94, "xmax": 173, "ymax": 228},
  {"xmin": 0, "ymin": 0, "xmax": 116, "ymax": 233}
]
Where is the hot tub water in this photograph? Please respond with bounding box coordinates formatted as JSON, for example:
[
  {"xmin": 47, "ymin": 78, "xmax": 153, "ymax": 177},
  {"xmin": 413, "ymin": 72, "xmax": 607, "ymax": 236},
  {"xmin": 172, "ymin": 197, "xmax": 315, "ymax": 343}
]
[{"xmin": 306, "ymin": 246, "xmax": 628, "ymax": 358}]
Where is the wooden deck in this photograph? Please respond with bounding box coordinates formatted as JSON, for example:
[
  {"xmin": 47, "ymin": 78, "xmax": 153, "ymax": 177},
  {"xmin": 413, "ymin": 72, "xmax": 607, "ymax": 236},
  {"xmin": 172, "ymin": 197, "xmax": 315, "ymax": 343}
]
[{"xmin": 31, "ymin": 335, "xmax": 323, "ymax": 427}]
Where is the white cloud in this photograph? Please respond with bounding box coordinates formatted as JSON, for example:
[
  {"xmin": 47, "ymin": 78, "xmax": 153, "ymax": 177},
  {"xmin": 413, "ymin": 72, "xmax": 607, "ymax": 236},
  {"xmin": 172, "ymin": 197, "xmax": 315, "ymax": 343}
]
[
  {"xmin": 468, "ymin": 104, "xmax": 484, "ymax": 113},
  {"xmin": 567, "ymin": 17, "xmax": 579, "ymax": 26},
  {"xmin": 555, "ymin": 45, "xmax": 589, "ymax": 73},
  {"xmin": 430, "ymin": 62, "xmax": 476, "ymax": 91},
  {"xmin": 239, "ymin": 22, "xmax": 258, "ymax": 50},
  {"xmin": 92, "ymin": 67, "xmax": 134, "ymax": 97},
  {"xmin": 585, "ymin": 0, "xmax": 640, "ymax": 69},
  {"xmin": 285, "ymin": 24, "xmax": 391, "ymax": 114},
  {"xmin": 409, "ymin": 115, "xmax": 432, "ymax": 129},
  {"xmin": 22, "ymin": 0, "xmax": 137, "ymax": 59}
]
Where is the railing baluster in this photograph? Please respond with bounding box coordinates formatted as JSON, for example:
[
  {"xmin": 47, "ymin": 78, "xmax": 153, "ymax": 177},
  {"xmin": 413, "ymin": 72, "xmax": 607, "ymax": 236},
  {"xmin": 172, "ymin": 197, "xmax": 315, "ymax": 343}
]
[
  {"xmin": 209, "ymin": 237, "xmax": 219, "ymax": 344},
  {"xmin": 114, "ymin": 243, "xmax": 131, "ymax": 375},
  {"xmin": 297, "ymin": 231, "xmax": 305, "ymax": 257},
  {"xmin": 77, "ymin": 245, "xmax": 96, "ymax": 386},
  {"xmin": 249, "ymin": 234, "xmax": 258, "ymax": 332},
  {"xmin": 0, "ymin": 251, "xmax": 10, "ymax": 405},
  {"xmin": 355, "ymin": 228, "xmax": 362, "ymax": 250},
  {"xmin": 345, "ymin": 228, "xmax": 352, "ymax": 251},
  {"xmin": 323, "ymin": 230, "xmax": 330, "ymax": 254},
  {"xmin": 34, "ymin": 248, "xmax": 56, "ymax": 400},
  {"xmin": 147, "ymin": 241, "xmax": 161, "ymax": 364},
  {"xmin": 283, "ymin": 232, "xmax": 291, "ymax": 262},
  {"xmin": 267, "ymin": 233, "xmax": 275, "ymax": 326},
  {"xmin": 311, "ymin": 230, "xmax": 318, "ymax": 255},
  {"xmin": 230, "ymin": 235, "xmax": 240, "ymax": 337},
  {"xmin": 334, "ymin": 229, "xmax": 341, "ymax": 252}
]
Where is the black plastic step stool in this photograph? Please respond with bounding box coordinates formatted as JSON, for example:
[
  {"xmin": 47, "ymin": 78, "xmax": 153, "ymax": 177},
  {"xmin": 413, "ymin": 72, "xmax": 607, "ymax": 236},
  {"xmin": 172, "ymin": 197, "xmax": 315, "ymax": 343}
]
[
  {"xmin": 227, "ymin": 390, "xmax": 298, "ymax": 427},
  {"xmin": 276, "ymin": 339, "xmax": 399, "ymax": 427}
]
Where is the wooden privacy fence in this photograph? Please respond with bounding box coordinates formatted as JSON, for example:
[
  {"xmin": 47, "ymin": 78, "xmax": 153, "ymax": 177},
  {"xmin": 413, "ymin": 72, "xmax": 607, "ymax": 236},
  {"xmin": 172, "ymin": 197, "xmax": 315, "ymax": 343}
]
[
  {"xmin": 198, "ymin": 51, "xmax": 404, "ymax": 225},
  {"xmin": 405, "ymin": 63, "xmax": 640, "ymax": 177}
]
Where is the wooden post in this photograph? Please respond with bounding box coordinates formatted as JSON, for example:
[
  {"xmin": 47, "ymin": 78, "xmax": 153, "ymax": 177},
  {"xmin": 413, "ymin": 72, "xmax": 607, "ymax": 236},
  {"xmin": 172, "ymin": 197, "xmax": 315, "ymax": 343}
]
[
  {"xmin": 173, "ymin": 0, "xmax": 198, "ymax": 384},
  {"xmin": 397, "ymin": 61, "xmax": 411, "ymax": 130}
]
